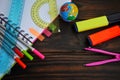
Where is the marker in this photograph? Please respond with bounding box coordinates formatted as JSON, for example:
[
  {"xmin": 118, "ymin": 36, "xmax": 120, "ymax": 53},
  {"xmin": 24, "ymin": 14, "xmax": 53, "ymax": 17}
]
[
  {"xmin": 18, "ymin": 37, "xmax": 45, "ymax": 60},
  {"xmin": 0, "ymin": 39, "xmax": 26, "ymax": 69},
  {"xmin": 74, "ymin": 12, "xmax": 120, "ymax": 32},
  {"xmin": 0, "ymin": 23, "xmax": 45, "ymax": 60},
  {"xmin": 0, "ymin": 35, "xmax": 24, "ymax": 58},
  {"xmin": 88, "ymin": 25, "xmax": 120, "ymax": 46},
  {"xmin": 0, "ymin": 26, "xmax": 34, "ymax": 60}
]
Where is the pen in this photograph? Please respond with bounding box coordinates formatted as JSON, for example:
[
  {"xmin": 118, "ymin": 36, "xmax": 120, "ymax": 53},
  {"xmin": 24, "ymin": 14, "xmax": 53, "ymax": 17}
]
[
  {"xmin": 0, "ymin": 26, "xmax": 34, "ymax": 60},
  {"xmin": 0, "ymin": 23, "xmax": 45, "ymax": 60},
  {"xmin": 74, "ymin": 12, "xmax": 120, "ymax": 32},
  {"xmin": 0, "ymin": 34, "xmax": 24, "ymax": 58},
  {"xmin": 0, "ymin": 39, "xmax": 26, "ymax": 69},
  {"xmin": 18, "ymin": 37, "xmax": 45, "ymax": 59}
]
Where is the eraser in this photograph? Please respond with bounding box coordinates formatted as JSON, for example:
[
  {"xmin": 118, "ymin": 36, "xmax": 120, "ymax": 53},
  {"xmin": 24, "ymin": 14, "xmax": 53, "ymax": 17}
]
[{"xmin": 88, "ymin": 25, "xmax": 120, "ymax": 46}]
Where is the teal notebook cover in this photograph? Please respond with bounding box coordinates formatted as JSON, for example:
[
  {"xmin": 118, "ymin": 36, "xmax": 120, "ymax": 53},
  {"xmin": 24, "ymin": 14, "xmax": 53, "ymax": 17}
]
[
  {"xmin": 0, "ymin": 0, "xmax": 24, "ymax": 79},
  {"xmin": 0, "ymin": 0, "xmax": 13, "ymax": 79}
]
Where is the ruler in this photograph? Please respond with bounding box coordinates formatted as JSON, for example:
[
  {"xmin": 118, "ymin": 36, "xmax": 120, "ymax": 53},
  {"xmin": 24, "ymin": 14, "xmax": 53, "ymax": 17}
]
[
  {"xmin": 31, "ymin": 0, "xmax": 58, "ymax": 29},
  {"xmin": 8, "ymin": 0, "xmax": 25, "ymax": 27}
]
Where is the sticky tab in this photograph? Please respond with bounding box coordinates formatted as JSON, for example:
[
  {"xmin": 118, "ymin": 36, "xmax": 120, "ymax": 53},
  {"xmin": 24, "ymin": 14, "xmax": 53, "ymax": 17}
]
[
  {"xmin": 43, "ymin": 29, "xmax": 52, "ymax": 37},
  {"xmin": 88, "ymin": 25, "xmax": 120, "ymax": 46},
  {"xmin": 29, "ymin": 28, "xmax": 45, "ymax": 41}
]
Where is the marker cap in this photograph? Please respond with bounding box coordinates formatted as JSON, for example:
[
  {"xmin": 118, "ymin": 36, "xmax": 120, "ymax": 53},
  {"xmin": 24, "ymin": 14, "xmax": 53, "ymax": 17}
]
[
  {"xmin": 107, "ymin": 12, "xmax": 120, "ymax": 24},
  {"xmin": 88, "ymin": 25, "xmax": 120, "ymax": 46}
]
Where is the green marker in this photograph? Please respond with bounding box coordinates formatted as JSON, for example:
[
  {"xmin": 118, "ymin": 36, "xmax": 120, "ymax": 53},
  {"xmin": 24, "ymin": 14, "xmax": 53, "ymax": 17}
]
[{"xmin": 0, "ymin": 23, "xmax": 34, "ymax": 60}]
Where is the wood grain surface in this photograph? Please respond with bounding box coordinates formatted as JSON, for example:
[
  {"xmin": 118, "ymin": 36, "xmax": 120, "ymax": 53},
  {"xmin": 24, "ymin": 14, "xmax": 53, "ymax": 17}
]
[{"xmin": 3, "ymin": 0, "xmax": 120, "ymax": 80}]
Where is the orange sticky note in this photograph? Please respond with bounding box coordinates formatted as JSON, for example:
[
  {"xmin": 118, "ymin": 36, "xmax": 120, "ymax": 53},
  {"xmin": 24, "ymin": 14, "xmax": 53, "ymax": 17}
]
[{"xmin": 29, "ymin": 28, "xmax": 45, "ymax": 41}]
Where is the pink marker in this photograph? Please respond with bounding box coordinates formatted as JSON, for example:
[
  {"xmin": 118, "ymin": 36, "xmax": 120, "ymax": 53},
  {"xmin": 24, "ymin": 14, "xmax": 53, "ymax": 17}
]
[
  {"xmin": 32, "ymin": 48, "xmax": 45, "ymax": 60},
  {"xmin": 18, "ymin": 37, "xmax": 45, "ymax": 60}
]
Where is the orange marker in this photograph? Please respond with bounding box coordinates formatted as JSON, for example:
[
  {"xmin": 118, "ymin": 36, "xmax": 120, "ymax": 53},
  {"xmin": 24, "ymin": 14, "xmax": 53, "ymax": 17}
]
[{"xmin": 88, "ymin": 25, "xmax": 120, "ymax": 46}]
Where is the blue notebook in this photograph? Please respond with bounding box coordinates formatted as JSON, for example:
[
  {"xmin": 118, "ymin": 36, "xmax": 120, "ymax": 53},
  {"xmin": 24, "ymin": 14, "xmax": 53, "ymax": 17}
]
[
  {"xmin": 0, "ymin": 0, "xmax": 71, "ymax": 79},
  {"xmin": 0, "ymin": 0, "xmax": 14, "ymax": 79}
]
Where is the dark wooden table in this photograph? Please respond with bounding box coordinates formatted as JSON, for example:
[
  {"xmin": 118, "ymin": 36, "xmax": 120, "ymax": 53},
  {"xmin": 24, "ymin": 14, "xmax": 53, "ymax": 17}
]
[{"xmin": 3, "ymin": 0, "xmax": 120, "ymax": 80}]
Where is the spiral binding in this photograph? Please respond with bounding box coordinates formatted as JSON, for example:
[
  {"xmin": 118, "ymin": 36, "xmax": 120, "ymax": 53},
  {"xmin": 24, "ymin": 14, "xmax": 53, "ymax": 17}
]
[{"xmin": 0, "ymin": 13, "xmax": 33, "ymax": 43}]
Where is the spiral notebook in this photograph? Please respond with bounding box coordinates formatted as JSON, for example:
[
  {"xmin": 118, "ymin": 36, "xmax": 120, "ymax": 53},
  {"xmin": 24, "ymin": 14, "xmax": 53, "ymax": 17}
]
[
  {"xmin": 0, "ymin": 0, "xmax": 14, "ymax": 79},
  {"xmin": 0, "ymin": 0, "xmax": 72, "ymax": 79}
]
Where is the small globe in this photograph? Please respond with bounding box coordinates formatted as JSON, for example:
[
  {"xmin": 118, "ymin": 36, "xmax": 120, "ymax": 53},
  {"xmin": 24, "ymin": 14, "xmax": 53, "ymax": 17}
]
[{"xmin": 60, "ymin": 2, "xmax": 78, "ymax": 22}]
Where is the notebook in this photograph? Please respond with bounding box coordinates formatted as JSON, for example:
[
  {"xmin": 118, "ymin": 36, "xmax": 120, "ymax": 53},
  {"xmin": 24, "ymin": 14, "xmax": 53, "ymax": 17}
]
[
  {"xmin": 0, "ymin": 0, "xmax": 71, "ymax": 79},
  {"xmin": 0, "ymin": 0, "xmax": 15, "ymax": 79}
]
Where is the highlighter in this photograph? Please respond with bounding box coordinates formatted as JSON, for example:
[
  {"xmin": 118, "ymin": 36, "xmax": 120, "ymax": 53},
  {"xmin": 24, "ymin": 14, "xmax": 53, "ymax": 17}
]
[
  {"xmin": 88, "ymin": 25, "xmax": 120, "ymax": 46},
  {"xmin": 74, "ymin": 13, "xmax": 120, "ymax": 32}
]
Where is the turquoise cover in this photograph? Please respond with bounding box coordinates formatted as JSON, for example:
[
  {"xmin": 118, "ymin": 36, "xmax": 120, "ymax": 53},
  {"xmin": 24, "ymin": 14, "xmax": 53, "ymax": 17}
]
[
  {"xmin": 0, "ymin": 0, "xmax": 24, "ymax": 79},
  {"xmin": 0, "ymin": 48, "xmax": 15, "ymax": 80}
]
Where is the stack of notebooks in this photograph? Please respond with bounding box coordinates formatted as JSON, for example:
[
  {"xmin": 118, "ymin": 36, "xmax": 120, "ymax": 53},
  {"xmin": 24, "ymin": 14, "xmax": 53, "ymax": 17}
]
[{"xmin": 0, "ymin": 0, "xmax": 71, "ymax": 79}]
